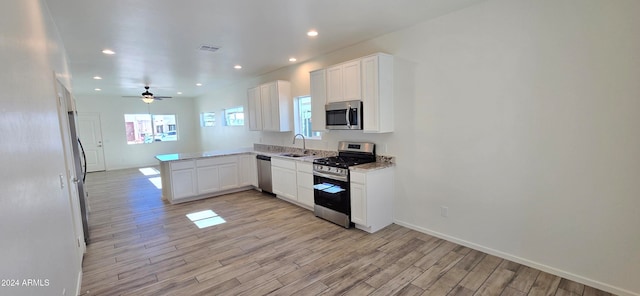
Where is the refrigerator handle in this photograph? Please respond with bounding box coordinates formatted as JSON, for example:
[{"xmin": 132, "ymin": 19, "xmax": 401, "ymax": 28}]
[{"xmin": 78, "ymin": 138, "xmax": 87, "ymax": 183}]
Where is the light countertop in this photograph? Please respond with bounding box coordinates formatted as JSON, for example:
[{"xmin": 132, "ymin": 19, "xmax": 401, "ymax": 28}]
[
  {"xmin": 155, "ymin": 147, "xmax": 255, "ymax": 162},
  {"xmin": 155, "ymin": 147, "xmax": 322, "ymax": 163},
  {"xmin": 350, "ymin": 161, "xmax": 395, "ymax": 172},
  {"xmin": 155, "ymin": 146, "xmax": 394, "ymax": 171}
]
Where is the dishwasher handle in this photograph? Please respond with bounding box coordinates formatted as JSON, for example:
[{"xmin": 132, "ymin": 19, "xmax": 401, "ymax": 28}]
[{"xmin": 256, "ymin": 154, "xmax": 271, "ymax": 161}]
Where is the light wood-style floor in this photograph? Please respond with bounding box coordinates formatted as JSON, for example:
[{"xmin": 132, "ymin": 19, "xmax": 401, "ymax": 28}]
[{"xmin": 79, "ymin": 168, "xmax": 614, "ymax": 296}]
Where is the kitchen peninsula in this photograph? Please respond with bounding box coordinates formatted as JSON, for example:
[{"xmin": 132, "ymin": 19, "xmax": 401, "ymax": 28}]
[{"xmin": 156, "ymin": 148, "xmax": 259, "ymax": 204}]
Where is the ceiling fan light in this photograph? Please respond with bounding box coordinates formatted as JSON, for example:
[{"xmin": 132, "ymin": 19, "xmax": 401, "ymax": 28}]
[{"xmin": 141, "ymin": 97, "xmax": 154, "ymax": 104}]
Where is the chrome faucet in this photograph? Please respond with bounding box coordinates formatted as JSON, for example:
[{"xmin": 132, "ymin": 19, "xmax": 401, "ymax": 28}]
[{"xmin": 293, "ymin": 134, "xmax": 306, "ymax": 153}]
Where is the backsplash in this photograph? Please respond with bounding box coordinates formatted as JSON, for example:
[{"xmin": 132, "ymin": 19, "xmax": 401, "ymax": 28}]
[
  {"xmin": 253, "ymin": 143, "xmax": 394, "ymax": 163},
  {"xmin": 253, "ymin": 143, "xmax": 337, "ymax": 157}
]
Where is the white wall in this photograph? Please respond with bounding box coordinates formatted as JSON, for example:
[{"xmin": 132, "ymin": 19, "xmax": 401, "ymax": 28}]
[
  {"xmin": 0, "ymin": 0, "xmax": 82, "ymax": 295},
  {"xmin": 194, "ymin": 0, "xmax": 640, "ymax": 294},
  {"xmin": 75, "ymin": 95, "xmax": 200, "ymax": 170},
  {"xmin": 387, "ymin": 1, "xmax": 640, "ymax": 295}
]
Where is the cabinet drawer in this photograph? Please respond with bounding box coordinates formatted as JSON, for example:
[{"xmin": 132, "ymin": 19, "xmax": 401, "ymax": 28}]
[
  {"xmin": 272, "ymin": 158, "xmax": 296, "ymax": 170},
  {"xmin": 296, "ymin": 161, "xmax": 313, "ymax": 173},
  {"xmin": 170, "ymin": 160, "xmax": 195, "ymax": 171},
  {"xmin": 196, "ymin": 156, "xmax": 237, "ymax": 167},
  {"xmin": 350, "ymin": 171, "xmax": 366, "ymax": 184}
]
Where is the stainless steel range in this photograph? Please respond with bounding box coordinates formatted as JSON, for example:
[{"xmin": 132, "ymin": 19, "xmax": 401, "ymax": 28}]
[{"xmin": 313, "ymin": 141, "xmax": 376, "ymax": 228}]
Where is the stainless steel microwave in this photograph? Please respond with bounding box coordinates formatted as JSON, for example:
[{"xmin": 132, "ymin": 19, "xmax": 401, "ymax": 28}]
[{"xmin": 325, "ymin": 100, "xmax": 363, "ymax": 130}]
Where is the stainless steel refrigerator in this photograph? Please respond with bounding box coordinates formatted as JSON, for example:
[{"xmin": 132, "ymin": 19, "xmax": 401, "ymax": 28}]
[{"xmin": 68, "ymin": 111, "xmax": 90, "ymax": 244}]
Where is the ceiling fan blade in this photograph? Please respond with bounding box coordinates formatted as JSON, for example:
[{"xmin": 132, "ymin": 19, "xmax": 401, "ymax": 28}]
[
  {"xmin": 122, "ymin": 96, "xmax": 142, "ymax": 98},
  {"xmin": 154, "ymin": 96, "xmax": 172, "ymax": 99}
]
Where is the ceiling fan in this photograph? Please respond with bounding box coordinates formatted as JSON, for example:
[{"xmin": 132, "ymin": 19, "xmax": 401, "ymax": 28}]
[{"xmin": 123, "ymin": 86, "xmax": 172, "ymax": 104}]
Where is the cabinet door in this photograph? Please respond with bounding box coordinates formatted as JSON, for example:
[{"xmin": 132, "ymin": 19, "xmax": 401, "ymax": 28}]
[
  {"xmin": 362, "ymin": 56, "xmax": 379, "ymax": 132},
  {"xmin": 362, "ymin": 53, "xmax": 393, "ymax": 133},
  {"xmin": 296, "ymin": 171, "xmax": 314, "ymax": 208},
  {"xmin": 267, "ymin": 82, "xmax": 281, "ymax": 131},
  {"xmin": 247, "ymin": 87, "xmax": 262, "ymax": 131},
  {"xmin": 350, "ymin": 182, "xmax": 367, "ymax": 226},
  {"xmin": 197, "ymin": 166, "xmax": 220, "ymax": 194},
  {"xmin": 172, "ymin": 168, "xmax": 197, "ymax": 200},
  {"xmin": 238, "ymin": 155, "xmax": 257, "ymax": 187},
  {"xmin": 310, "ymin": 69, "xmax": 327, "ymax": 132},
  {"xmin": 326, "ymin": 65, "xmax": 343, "ymax": 103},
  {"xmin": 260, "ymin": 83, "xmax": 274, "ymax": 130},
  {"xmin": 272, "ymin": 166, "xmax": 297, "ymax": 200},
  {"xmin": 219, "ymin": 163, "xmax": 239, "ymax": 190},
  {"xmin": 342, "ymin": 60, "xmax": 361, "ymax": 101}
]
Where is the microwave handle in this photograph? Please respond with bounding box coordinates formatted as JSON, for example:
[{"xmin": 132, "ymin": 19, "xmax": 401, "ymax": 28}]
[{"xmin": 346, "ymin": 103, "xmax": 351, "ymax": 129}]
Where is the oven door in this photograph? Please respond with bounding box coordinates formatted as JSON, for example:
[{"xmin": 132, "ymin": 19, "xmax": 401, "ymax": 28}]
[{"xmin": 313, "ymin": 173, "xmax": 350, "ymax": 215}]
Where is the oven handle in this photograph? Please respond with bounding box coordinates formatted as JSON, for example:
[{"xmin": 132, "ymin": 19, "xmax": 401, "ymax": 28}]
[{"xmin": 313, "ymin": 171, "xmax": 349, "ymax": 183}]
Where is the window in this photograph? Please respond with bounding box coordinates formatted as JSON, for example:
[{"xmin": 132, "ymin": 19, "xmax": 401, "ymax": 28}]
[
  {"xmin": 295, "ymin": 96, "xmax": 321, "ymax": 139},
  {"xmin": 200, "ymin": 112, "xmax": 216, "ymax": 127},
  {"xmin": 224, "ymin": 106, "xmax": 244, "ymax": 126},
  {"xmin": 124, "ymin": 114, "xmax": 177, "ymax": 144}
]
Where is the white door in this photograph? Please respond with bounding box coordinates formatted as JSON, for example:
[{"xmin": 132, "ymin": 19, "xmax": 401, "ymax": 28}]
[
  {"xmin": 55, "ymin": 79, "xmax": 86, "ymax": 262},
  {"xmin": 78, "ymin": 113, "xmax": 106, "ymax": 172}
]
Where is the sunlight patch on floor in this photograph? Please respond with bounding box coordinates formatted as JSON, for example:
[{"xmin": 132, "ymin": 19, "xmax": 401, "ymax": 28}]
[
  {"xmin": 139, "ymin": 167, "xmax": 160, "ymax": 176},
  {"xmin": 148, "ymin": 177, "xmax": 162, "ymax": 189},
  {"xmin": 186, "ymin": 210, "xmax": 226, "ymax": 229}
]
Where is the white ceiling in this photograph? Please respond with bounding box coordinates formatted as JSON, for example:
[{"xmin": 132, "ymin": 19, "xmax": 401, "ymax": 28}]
[{"xmin": 46, "ymin": 0, "xmax": 484, "ymax": 98}]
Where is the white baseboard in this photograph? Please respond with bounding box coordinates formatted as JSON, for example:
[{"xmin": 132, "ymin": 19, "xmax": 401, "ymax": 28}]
[
  {"xmin": 393, "ymin": 219, "xmax": 638, "ymax": 296},
  {"xmin": 75, "ymin": 270, "xmax": 82, "ymax": 296}
]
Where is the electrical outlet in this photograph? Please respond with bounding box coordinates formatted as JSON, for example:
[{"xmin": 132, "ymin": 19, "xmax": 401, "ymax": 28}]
[{"xmin": 440, "ymin": 206, "xmax": 449, "ymax": 218}]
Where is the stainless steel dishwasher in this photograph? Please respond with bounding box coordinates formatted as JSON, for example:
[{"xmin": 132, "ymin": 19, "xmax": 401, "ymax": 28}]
[{"xmin": 256, "ymin": 154, "xmax": 273, "ymax": 194}]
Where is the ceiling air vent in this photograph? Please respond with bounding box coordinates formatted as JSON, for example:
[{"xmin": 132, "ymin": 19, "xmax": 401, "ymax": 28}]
[{"xmin": 199, "ymin": 45, "xmax": 220, "ymax": 52}]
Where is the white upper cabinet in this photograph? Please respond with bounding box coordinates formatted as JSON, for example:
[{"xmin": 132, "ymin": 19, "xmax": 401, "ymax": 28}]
[
  {"xmin": 247, "ymin": 86, "xmax": 262, "ymax": 131},
  {"xmin": 246, "ymin": 80, "xmax": 292, "ymax": 132},
  {"xmin": 326, "ymin": 60, "xmax": 361, "ymax": 103},
  {"xmin": 311, "ymin": 53, "xmax": 394, "ymax": 133},
  {"xmin": 326, "ymin": 65, "xmax": 343, "ymax": 103},
  {"xmin": 260, "ymin": 83, "xmax": 275, "ymax": 130},
  {"xmin": 310, "ymin": 69, "xmax": 327, "ymax": 132},
  {"xmin": 362, "ymin": 53, "xmax": 394, "ymax": 133},
  {"xmin": 342, "ymin": 60, "xmax": 362, "ymax": 102}
]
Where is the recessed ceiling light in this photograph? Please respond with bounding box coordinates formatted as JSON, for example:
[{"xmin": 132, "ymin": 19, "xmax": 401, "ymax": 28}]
[
  {"xmin": 196, "ymin": 83, "xmax": 202, "ymax": 86},
  {"xmin": 289, "ymin": 57, "xmax": 297, "ymax": 62},
  {"xmin": 234, "ymin": 65, "xmax": 242, "ymax": 69},
  {"xmin": 93, "ymin": 76, "xmax": 102, "ymax": 80},
  {"xmin": 307, "ymin": 30, "xmax": 318, "ymax": 37},
  {"xmin": 101, "ymin": 49, "xmax": 115, "ymax": 55},
  {"xmin": 94, "ymin": 88, "xmax": 101, "ymax": 91},
  {"xmin": 177, "ymin": 92, "xmax": 182, "ymax": 95}
]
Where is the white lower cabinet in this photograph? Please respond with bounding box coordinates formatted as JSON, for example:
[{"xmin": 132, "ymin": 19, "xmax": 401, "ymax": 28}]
[
  {"xmin": 196, "ymin": 156, "xmax": 238, "ymax": 193},
  {"xmin": 170, "ymin": 160, "xmax": 197, "ymax": 200},
  {"xmin": 196, "ymin": 165, "xmax": 221, "ymax": 194},
  {"xmin": 218, "ymin": 163, "xmax": 239, "ymax": 190},
  {"xmin": 272, "ymin": 158, "xmax": 297, "ymax": 201},
  {"xmin": 296, "ymin": 162, "xmax": 314, "ymax": 209},
  {"xmin": 162, "ymin": 154, "xmax": 255, "ymax": 204},
  {"xmin": 238, "ymin": 154, "xmax": 258, "ymax": 187},
  {"xmin": 350, "ymin": 166, "xmax": 394, "ymax": 233}
]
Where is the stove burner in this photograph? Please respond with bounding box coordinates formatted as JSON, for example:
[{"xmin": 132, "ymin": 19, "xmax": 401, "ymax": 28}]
[{"xmin": 313, "ymin": 155, "xmax": 375, "ymax": 169}]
